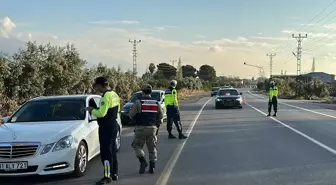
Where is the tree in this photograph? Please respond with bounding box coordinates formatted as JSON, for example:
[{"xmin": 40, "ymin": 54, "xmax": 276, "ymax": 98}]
[
  {"xmin": 198, "ymin": 65, "xmax": 216, "ymax": 82},
  {"xmin": 148, "ymin": 63, "xmax": 156, "ymax": 75},
  {"xmin": 156, "ymin": 63, "xmax": 177, "ymax": 79},
  {"xmin": 182, "ymin": 64, "xmax": 197, "ymax": 78}
]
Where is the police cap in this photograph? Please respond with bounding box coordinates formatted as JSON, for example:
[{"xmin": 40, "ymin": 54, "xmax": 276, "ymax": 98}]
[{"xmin": 93, "ymin": 76, "xmax": 109, "ymax": 87}]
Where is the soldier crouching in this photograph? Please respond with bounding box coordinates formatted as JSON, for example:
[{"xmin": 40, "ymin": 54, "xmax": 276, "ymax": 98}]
[{"xmin": 129, "ymin": 84, "xmax": 163, "ymax": 174}]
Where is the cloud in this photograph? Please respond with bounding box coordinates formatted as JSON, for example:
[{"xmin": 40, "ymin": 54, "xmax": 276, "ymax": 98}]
[
  {"xmin": 196, "ymin": 34, "xmax": 206, "ymax": 38},
  {"xmin": 0, "ymin": 17, "xmax": 16, "ymax": 37},
  {"xmin": 323, "ymin": 23, "xmax": 336, "ymax": 29},
  {"xmin": 89, "ymin": 20, "xmax": 139, "ymax": 25},
  {"xmin": 193, "ymin": 36, "xmax": 278, "ymax": 50},
  {"xmin": 251, "ymin": 36, "xmax": 289, "ymax": 41},
  {"xmin": 154, "ymin": 26, "xmax": 177, "ymax": 31},
  {"xmin": 1, "ymin": 16, "xmax": 292, "ymax": 77},
  {"xmin": 208, "ymin": 45, "xmax": 223, "ymax": 52}
]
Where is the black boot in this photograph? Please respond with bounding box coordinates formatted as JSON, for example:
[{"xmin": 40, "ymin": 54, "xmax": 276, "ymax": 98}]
[
  {"xmin": 273, "ymin": 112, "xmax": 277, "ymax": 117},
  {"xmin": 179, "ymin": 133, "xmax": 188, "ymax": 139},
  {"xmin": 168, "ymin": 132, "xmax": 176, "ymax": 139},
  {"xmin": 138, "ymin": 156, "xmax": 148, "ymax": 174},
  {"xmin": 149, "ymin": 161, "xmax": 155, "ymax": 174},
  {"xmin": 112, "ymin": 174, "xmax": 118, "ymax": 181},
  {"xmin": 267, "ymin": 113, "xmax": 271, "ymax": 116},
  {"xmin": 96, "ymin": 177, "xmax": 112, "ymax": 185}
]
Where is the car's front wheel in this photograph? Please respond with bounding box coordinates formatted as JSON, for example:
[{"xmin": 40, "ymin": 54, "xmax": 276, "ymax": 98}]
[
  {"xmin": 73, "ymin": 141, "xmax": 88, "ymax": 177},
  {"xmin": 116, "ymin": 127, "xmax": 121, "ymax": 152}
]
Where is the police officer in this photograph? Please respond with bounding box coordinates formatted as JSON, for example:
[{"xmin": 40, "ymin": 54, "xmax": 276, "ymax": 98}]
[
  {"xmin": 129, "ymin": 84, "xmax": 163, "ymax": 174},
  {"xmin": 164, "ymin": 80, "xmax": 187, "ymax": 139},
  {"xmin": 85, "ymin": 77, "xmax": 120, "ymax": 185},
  {"xmin": 267, "ymin": 80, "xmax": 278, "ymax": 117}
]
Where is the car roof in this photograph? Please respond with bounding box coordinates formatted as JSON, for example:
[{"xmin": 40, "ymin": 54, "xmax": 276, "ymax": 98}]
[
  {"xmin": 134, "ymin": 90, "xmax": 164, "ymax": 94},
  {"xmin": 31, "ymin": 95, "xmax": 100, "ymax": 102}
]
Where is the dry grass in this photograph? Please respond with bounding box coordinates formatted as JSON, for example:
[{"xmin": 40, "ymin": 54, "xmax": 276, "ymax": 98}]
[{"xmin": 178, "ymin": 88, "xmax": 206, "ymax": 100}]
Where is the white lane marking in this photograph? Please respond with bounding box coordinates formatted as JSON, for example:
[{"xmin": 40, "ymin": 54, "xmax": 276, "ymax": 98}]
[
  {"xmin": 247, "ymin": 91, "xmax": 336, "ymax": 119},
  {"xmin": 155, "ymin": 97, "xmax": 213, "ymax": 185},
  {"xmin": 245, "ymin": 101, "xmax": 336, "ymax": 155}
]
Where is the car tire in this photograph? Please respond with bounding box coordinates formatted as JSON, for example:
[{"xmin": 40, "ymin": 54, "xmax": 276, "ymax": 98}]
[
  {"xmin": 73, "ymin": 141, "xmax": 88, "ymax": 177},
  {"xmin": 215, "ymin": 104, "xmax": 219, "ymax": 109},
  {"xmin": 239, "ymin": 106, "xmax": 243, "ymax": 109},
  {"xmin": 116, "ymin": 127, "xmax": 121, "ymax": 152}
]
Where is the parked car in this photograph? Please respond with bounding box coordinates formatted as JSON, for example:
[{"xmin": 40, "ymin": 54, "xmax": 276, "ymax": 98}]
[
  {"xmin": 0, "ymin": 95, "xmax": 122, "ymax": 177},
  {"xmin": 121, "ymin": 90, "xmax": 167, "ymax": 125}
]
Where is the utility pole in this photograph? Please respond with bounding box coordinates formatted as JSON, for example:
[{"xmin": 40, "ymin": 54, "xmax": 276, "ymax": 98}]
[
  {"xmin": 292, "ymin": 33, "xmax": 307, "ymax": 96},
  {"xmin": 129, "ymin": 39, "xmax": 141, "ymax": 75},
  {"xmin": 170, "ymin": 59, "xmax": 177, "ymax": 67},
  {"xmin": 267, "ymin": 53, "xmax": 276, "ymax": 79},
  {"xmin": 311, "ymin": 57, "xmax": 315, "ymax": 72},
  {"xmin": 177, "ymin": 57, "xmax": 183, "ymax": 80}
]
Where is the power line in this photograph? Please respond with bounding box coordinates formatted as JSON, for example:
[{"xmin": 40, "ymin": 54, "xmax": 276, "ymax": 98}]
[
  {"xmin": 275, "ymin": 0, "xmax": 336, "ymax": 60},
  {"xmin": 267, "ymin": 53, "xmax": 276, "ymax": 78},
  {"xmin": 129, "ymin": 39, "xmax": 141, "ymax": 75}
]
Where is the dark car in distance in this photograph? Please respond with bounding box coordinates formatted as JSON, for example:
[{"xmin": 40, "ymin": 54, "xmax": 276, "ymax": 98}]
[
  {"xmin": 215, "ymin": 88, "xmax": 243, "ymax": 109},
  {"xmin": 211, "ymin": 87, "xmax": 220, "ymax": 97},
  {"xmin": 120, "ymin": 90, "xmax": 167, "ymax": 125}
]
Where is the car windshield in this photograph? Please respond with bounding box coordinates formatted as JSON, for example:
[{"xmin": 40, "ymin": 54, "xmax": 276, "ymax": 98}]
[
  {"xmin": 212, "ymin": 87, "xmax": 220, "ymax": 91},
  {"xmin": 8, "ymin": 99, "xmax": 86, "ymax": 122},
  {"xmin": 129, "ymin": 92, "xmax": 161, "ymax": 103},
  {"xmin": 218, "ymin": 89, "xmax": 239, "ymax": 96}
]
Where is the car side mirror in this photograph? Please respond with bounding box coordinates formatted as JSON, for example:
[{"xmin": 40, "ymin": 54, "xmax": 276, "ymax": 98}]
[
  {"xmin": 1, "ymin": 116, "xmax": 10, "ymax": 124},
  {"xmin": 240, "ymin": 92, "xmax": 243, "ymax": 95}
]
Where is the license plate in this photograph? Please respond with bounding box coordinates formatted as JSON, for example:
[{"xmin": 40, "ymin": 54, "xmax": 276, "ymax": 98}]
[
  {"xmin": 224, "ymin": 101, "xmax": 233, "ymax": 105},
  {"xmin": 0, "ymin": 162, "xmax": 28, "ymax": 171}
]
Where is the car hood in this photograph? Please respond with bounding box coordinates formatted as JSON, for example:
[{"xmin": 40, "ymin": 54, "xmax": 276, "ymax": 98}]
[
  {"xmin": 217, "ymin": 95, "xmax": 240, "ymax": 99},
  {"xmin": 0, "ymin": 121, "xmax": 83, "ymax": 144}
]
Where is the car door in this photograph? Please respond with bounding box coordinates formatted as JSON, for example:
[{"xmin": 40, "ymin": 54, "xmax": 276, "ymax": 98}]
[
  {"xmin": 160, "ymin": 92, "xmax": 167, "ymax": 118},
  {"xmin": 87, "ymin": 97, "xmax": 100, "ymax": 157}
]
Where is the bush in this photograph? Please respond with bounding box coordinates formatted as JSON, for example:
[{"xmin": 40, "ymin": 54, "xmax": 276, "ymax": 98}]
[{"xmin": 255, "ymin": 77, "xmax": 331, "ymax": 99}]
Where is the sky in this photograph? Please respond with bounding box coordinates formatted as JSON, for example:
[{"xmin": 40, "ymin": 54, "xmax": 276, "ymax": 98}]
[{"xmin": 1, "ymin": 0, "xmax": 336, "ymax": 78}]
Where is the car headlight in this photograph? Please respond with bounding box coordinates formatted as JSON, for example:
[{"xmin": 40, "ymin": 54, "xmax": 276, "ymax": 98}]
[
  {"xmin": 216, "ymin": 99, "xmax": 221, "ymax": 101},
  {"xmin": 52, "ymin": 136, "xmax": 73, "ymax": 152},
  {"xmin": 40, "ymin": 143, "xmax": 55, "ymax": 155}
]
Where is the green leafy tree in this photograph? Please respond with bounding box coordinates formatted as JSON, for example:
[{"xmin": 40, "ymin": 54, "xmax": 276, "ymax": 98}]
[
  {"xmin": 182, "ymin": 65, "xmax": 197, "ymax": 78},
  {"xmin": 198, "ymin": 65, "xmax": 216, "ymax": 82},
  {"xmin": 156, "ymin": 63, "xmax": 177, "ymax": 79}
]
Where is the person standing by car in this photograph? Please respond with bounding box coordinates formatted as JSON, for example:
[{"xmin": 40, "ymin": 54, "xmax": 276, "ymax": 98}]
[
  {"xmin": 129, "ymin": 84, "xmax": 163, "ymax": 174},
  {"xmin": 85, "ymin": 77, "xmax": 120, "ymax": 185},
  {"xmin": 164, "ymin": 80, "xmax": 187, "ymax": 139},
  {"xmin": 267, "ymin": 80, "xmax": 278, "ymax": 117}
]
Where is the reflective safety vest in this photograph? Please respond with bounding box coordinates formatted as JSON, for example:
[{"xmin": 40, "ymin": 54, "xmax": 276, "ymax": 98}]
[
  {"xmin": 164, "ymin": 86, "xmax": 178, "ymax": 107},
  {"xmin": 136, "ymin": 96, "xmax": 159, "ymax": 126},
  {"xmin": 269, "ymin": 86, "xmax": 278, "ymax": 99},
  {"xmin": 92, "ymin": 90, "xmax": 120, "ymax": 128}
]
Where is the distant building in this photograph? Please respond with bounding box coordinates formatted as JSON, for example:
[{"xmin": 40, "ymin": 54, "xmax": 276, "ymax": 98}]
[
  {"xmin": 304, "ymin": 72, "xmax": 335, "ymax": 84},
  {"xmin": 271, "ymin": 72, "xmax": 336, "ymax": 84}
]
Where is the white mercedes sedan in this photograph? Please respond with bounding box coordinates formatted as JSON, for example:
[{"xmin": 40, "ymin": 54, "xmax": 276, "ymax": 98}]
[{"xmin": 0, "ymin": 95, "xmax": 122, "ymax": 177}]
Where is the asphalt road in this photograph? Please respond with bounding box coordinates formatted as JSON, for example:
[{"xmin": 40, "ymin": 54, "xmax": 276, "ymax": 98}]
[{"xmin": 4, "ymin": 89, "xmax": 336, "ymax": 185}]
